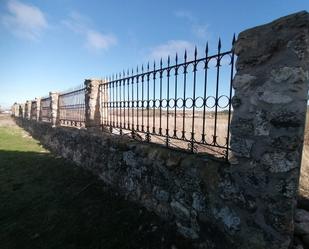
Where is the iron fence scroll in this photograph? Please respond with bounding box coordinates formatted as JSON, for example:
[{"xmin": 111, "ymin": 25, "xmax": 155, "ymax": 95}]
[{"xmin": 99, "ymin": 37, "xmax": 235, "ymax": 159}]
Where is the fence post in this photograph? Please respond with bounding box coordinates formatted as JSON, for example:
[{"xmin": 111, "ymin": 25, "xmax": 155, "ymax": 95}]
[
  {"xmin": 36, "ymin": 97, "xmax": 41, "ymax": 122},
  {"xmin": 229, "ymin": 11, "xmax": 309, "ymax": 249},
  {"xmin": 21, "ymin": 103, "xmax": 25, "ymax": 118},
  {"xmin": 50, "ymin": 92, "xmax": 59, "ymax": 127},
  {"xmin": 84, "ymin": 79, "xmax": 102, "ymax": 130},
  {"xmin": 26, "ymin": 100, "xmax": 31, "ymax": 120}
]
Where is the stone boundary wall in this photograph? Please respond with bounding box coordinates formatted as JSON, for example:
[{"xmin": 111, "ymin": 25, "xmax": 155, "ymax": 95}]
[{"xmin": 12, "ymin": 11, "xmax": 309, "ymax": 249}]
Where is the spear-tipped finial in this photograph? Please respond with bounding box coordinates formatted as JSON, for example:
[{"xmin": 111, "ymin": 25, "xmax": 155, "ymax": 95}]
[
  {"xmin": 131, "ymin": 68, "xmax": 134, "ymax": 75},
  {"xmin": 147, "ymin": 62, "xmax": 150, "ymax": 71},
  {"xmin": 160, "ymin": 58, "xmax": 163, "ymax": 68},
  {"xmin": 141, "ymin": 64, "xmax": 144, "ymax": 72},
  {"xmin": 194, "ymin": 46, "xmax": 197, "ymax": 59},
  {"xmin": 232, "ymin": 33, "xmax": 236, "ymax": 45},
  {"xmin": 153, "ymin": 60, "xmax": 156, "ymax": 69},
  {"xmin": 136, "ymin": 65, "xmax": 139, "ymax": 73},
  {"xmin": 167, "ymin": 55, "xmax": 170, "ymax": 65},
  {"xmin": 205, "ymin": 42, "xmax": 209, "ymax": 55},
  {"xmin": 184, "ymin": 49, "xmax": 187, "ymax": 61},
  {"xmin": 218, "ymin": 37, "xmax": 221, "ymax": 50},
  {"xmin": 175, "ymin": 53, "xmax": 178, "ymax": 64}
]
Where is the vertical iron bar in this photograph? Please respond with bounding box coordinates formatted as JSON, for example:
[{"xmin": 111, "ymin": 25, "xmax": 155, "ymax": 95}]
[
  {"xmin": 123, "ymin": 72, "xmax": 125, "ymax": 130},
  {"xmin": 173, "ymin": 53, "xmax": 178, "ymax": 138},
  {"xmin": 119, "ymin": 76, "xmax": 123, "ymax": 129},
  {"xmin": 152, "ymin": 61, "xmax": 156, "ymax": 134},
  {"xmin": 131, "ymin": 69, "xmax": 134, "ymax": 132},
  {"xmin": 116, "ymin": 74, "xmax": 119, "ymax": 128},
  {"xmin": 166, "ymin": 56, "xmax": 170, "ymax": 147},
  {"xmin": 191, "ymin": 47, "xmax": 198, "ymax": 152},
  {"xmin": 202, "ymin": 43, "xmax": 209, "ymax": 143},
  {"xmin": 136, "ymin": 66, "xmax": 139, "ymax": 131},
  {"xmin": 213, "ymin": 38, "xmax": 221, "ymax": 145},
  {"xmin": 159, "ymin": 59, "xmax": 163, "ymax": 135},
  {"xmin": 182, "ymin": 50, "xmax": 187, "ymax": 139},
  {"xmin": 141, "ymin": 65, "xmax": 145, "ymax": 132},
  {"xmin": 146, "ymin": 62, "xmax": 150, "ymax": 139},
  {"xmin": 127, "ymin": 70, "xmax": 130, "ymax": 130}
]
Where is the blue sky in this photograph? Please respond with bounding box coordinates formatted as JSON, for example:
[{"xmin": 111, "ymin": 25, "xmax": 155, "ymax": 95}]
[{"xmin": 0, "ymin": 0, "xmax": 308, "ymax": 109}]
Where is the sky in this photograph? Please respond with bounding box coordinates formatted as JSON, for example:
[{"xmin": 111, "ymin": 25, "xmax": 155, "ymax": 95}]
[{"xmin": 0, "ymin": 0, "xmax": 308, "ymax": 109}]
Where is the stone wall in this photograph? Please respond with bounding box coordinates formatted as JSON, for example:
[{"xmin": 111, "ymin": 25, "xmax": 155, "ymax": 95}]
[
  {"xmin": 17, "ymin": 118, "xmax": 237, "ymax": 248},
  {"xmin": 13, "ymin": 11, "xmax": 309, "ymax": 249}
]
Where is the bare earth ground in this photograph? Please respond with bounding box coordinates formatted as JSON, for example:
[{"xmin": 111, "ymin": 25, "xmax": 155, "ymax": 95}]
[{"xmin": 0, "ymin": 114, "xmax": 192, "ymax": 249}]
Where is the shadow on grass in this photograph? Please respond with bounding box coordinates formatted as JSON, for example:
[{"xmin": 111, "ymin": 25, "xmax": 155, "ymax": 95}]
[{"xmin": 0, "ymin": 150, "xmax": 191, "ymax": 249}]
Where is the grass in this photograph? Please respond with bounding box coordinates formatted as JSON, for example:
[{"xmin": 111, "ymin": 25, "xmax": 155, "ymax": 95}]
[{"xmin": 0, "ymin": 117, "xmax": 191, "ymax": 249}]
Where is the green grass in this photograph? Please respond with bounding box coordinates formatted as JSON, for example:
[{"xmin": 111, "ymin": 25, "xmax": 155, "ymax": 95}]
[{"xmin": 0, "ymin": 123, "xmax": 190, "ymax": 249}]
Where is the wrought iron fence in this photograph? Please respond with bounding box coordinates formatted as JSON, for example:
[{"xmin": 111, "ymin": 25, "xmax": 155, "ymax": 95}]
[
  {"xmin": 99, "ymin": 37, "xmax": 235, "ymax": 158},
  {"xmin": 58, "ymin": 85, "xmax": 86, "ymax": 127},
  {"xmin": 40, "ymin": 97, "xmax": 51, "ymax": 122},
  {"xmin": 31, "ymin": 100, "xmax": 37, "ymax": 120}
]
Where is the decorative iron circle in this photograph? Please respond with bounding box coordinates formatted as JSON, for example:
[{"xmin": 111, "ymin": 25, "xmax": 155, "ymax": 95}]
[
  {"xmin": 176, "ymin": 98, "xmax": 184, "ymax": 108},
  {"xmin": 217, "ymin": 95, "xmax": 230, "ymax": 108},
  {"xmin": 142, "ymin": 100, "xmax": 147, "ymax": 108},
  {"xmin": 169, "ymin": 98, "xmax": 176, "ymax": 108},
  {"xmin": 205, "ymin": 96, "xmax": 216, "ymax": 108},
  {"xmin": 195, "ymin": 97, "xmax": 204, "ymax": 108},
  {"xmin": 185, "ymin": 97, "xmax": 194, "ymax": 108},
  {"xmin": 155, "ymin": 99, "xmax": 160, "ymax": 108},
  {"xmin": 150, "ymin": 100, "xmax": 155, "ymax": 108},
  {"xmin": 161, "ymin": 99, "xmax": 168, "ymax": 108}
]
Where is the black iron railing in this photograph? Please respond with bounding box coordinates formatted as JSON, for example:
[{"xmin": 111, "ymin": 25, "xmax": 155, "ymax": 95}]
[
  {"xmin": 99, "ymin": 37, "xmax": 235, "ymax": 158},
  {"xmin": 58, "ymin": 85, "xmax": 86, "ymax": 127},
  {"xmin": 40, "ymin": 97, "xmax": 51, "ymax": 122},
  {"xmin": 31, "ymin": 100, "xmax": 37, "ymax": 120}
]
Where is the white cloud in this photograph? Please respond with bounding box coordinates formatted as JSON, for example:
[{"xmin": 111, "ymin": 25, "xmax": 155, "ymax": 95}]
[
  {"xmin": 2, "ymin": 0, "xmax": 48, "ymax": 40},
  {"xmin": 192, "ymin": 24, "xmax": 209, "ymax": 39},
  {"xmin": 174, "ymin": 10, "xmax": 210, "ymax": 40},
  {"xmin": 149, "ymin": 40, "xmax": 195, "ymax": 60},
  {"xmin": 86, "ymin": 30, "xmax": 117, "ymax": 50},
  {"xmin": 174, "ymin": 10, "xmax": 195, "ymax": 22},
  {"xmin": 63, "ymin": 11, "xmax": 117, "ymax": 51}
]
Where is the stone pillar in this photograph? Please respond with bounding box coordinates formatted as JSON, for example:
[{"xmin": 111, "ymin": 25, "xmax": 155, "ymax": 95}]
[
  {"xmin": 21, "ymin": 103, "xmax": 26, "ymax": 118},
  {"xmin": 50, "ymin": 92, "xmax": 59, "ymax": 127},
  {"xmin": 84, "ymin": 79, "xmax": 102, "ymax": 130},
  {"xmin": 11, "ymin": 103, "xmax": 18, "ymax": 117},
  {"xmin": 26, "ymin": 100, "xmax": 31, "ymax": 120},
  {"xmin": 36, "ymin": 97, "xmax": 41, "ymax": 121},
  {"xmin": 229, "ymin": 11, "xmax": 309, "ymax": 249},
  {"xmin": 18, "ymin": 104, "xmax": 22, "ymax": 117}
]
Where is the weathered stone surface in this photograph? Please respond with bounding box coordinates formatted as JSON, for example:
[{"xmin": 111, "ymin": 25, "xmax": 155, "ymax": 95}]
[
  {"xmin": 261, "ymin": 151, "xmax": 298, "ymax": 173},
  {"xmin": 233, "ymin": 74, "xmax": 257, "ymax": 90},
  {"xmin": 295, "ymin": 209, "xmax": 309, "ymax": 223},
  {"xmin": 84, "ymin": 79, "xmax": 102, "ymax": 129},
  {"xmin": 230, "ymin": 10, "xmax": 309, "ymax": 249},
  {"xmin": 295, "ymin": 222, "xmax": 309, "ymax": 235},
  {"xmin": 258, "ymin": 91, "xmax": 292, "ymax": 104},
  {"xmin": 230, "ymin": 137, "xmax": 254, "ymax": 158},
  {"xmin": 213, "ymin": 207, "xmax": 240, "ymax": 234}
]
